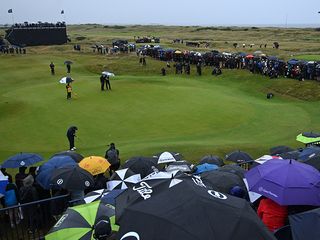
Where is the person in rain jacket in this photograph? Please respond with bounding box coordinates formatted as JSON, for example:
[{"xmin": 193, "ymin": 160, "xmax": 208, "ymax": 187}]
[{"xmin": 66, "ymin": 126, "xmax": 78, "ymax": 150}]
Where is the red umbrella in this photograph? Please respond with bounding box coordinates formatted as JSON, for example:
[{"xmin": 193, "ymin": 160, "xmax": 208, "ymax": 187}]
[{"xmin": 246, "ymin": 54, "xmax": 254, "ymax": 59}]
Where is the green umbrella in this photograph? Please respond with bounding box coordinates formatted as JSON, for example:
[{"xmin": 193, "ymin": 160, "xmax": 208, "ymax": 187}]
[
  {"xmin": 46, "ymin": 201, "xmax": 118, "ymax": 240},
  {"xmin": 296, "ymin": 132, "xmax": 320, "ymax": 144}
]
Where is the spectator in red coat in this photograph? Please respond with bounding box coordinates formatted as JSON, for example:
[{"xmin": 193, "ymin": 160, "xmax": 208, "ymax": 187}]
[{"xmin": 257, "ymin": 197, "xmax": 288, "ymax": 232}]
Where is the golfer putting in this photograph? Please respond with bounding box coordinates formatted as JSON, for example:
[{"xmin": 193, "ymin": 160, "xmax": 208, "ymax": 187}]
[{"xmin": 66, "ymin": 126, "xmax": 78, "ymax": 150}]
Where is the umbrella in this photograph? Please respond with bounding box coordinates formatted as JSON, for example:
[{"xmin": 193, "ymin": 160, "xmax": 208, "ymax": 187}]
[
  {"xmin": 200, "ymin": 170, "xmax": 247, "ymax": 195},
  {"xmin": 270, "ymin": 145, "xmax": 294, "ymax": 155},
  {"xmin": 165, "ymin": 160, "xmax": 193, "ymax": 173},
  {"xmin": 297, "ymin": 132, "xmax": 320, "ymax": 144},
  {"xmin": 83, "ymin": 188, "xmax": 124, "ymax": 205},
  {"xmin": 59, "ymin": 77, "xmax": 73, "ymax": 84},
  {"xmin": 278, "ymin": 150, "xmax": 300, "ymax": 160},
  {"xmin": 122, "ymin": 156, "xmax": 157, "ymax": 178},
  {"xmin": 288, "ymin": 59, "xmax": 300, "ymax": 65},
  {"xmin": 50, "ymin": 165, "xmax": 94, "ymax": 190},
  {"xmin": 225, "ymin": 150, "xmax": 253, "ymax": 163},
  {"xmin": 116, "ymin": 170, "xmax": 190, "ymax": 222},
  {"xmin": 1, "ymin": 152, "xmax": 43, "ymax": 168},
  {"xmin": 0, "ymin": 171, "xmax": 8, "ymax": 197},
  {"xmin": 51, "ymin": 151, "xmax": 84, "ymax": 162},
  {"xmin": 64, "ymin": 60, "xmax": 73, "ymax": 65},
  {"xmin": 253, "ymin": 50, "xmax": 263, "ymax": 56},
  {"xmin": 297, "ymin": 146, "xmax": 320, "ymax": 161},
  {"xmin": 107, "ymin": 168, "xmax": 141, "ymax": 190},
  {"xmin": 36, "ymin": 155, "xmax": 77, "ymax": 189},
  {"xmin": 245, "ymin": 159, "xmax": 320, "ymax": 206},
  {"xmin": 289, "ymin": 207, "xmax": 320, "ymax": 240},
  {"xmin": 246, "ymin": 54, "xmax": 254, "ymax": 59},
  {"xmin": 268, "ymin": 56, "xmax": 279, "ymax": 61},
  {"xmin": 117, "ymin": 177, "xmax": 275, "ymax": 240},
  {"xmin": 199, "ymin": 155, "xmax": 224, "ymax": 166},
  {"xmin": 300, "ymin": 154, "xmax": 320, "ymax": 170},
  {"xmin": 218, "ymin": 164, "xmax": 247, "ymax": 178},
  {"xmin": 46, "ymin": 201, "xmax": 118, "ymax": 240},
  {"xmin": 79, "ymin": 156, "xmax": 110, "ymax": 176},
  {"xmin": 193, "ymin": 163, "xmax": 219, "ymax": 174},
  {"xmin": 152, "ymin": 151, "xmax": 182, "ymax": 164},
  {"xmin": 101, "ymin": 71, "xmax": 115, "ymax": 77},
  {"xmin": 251, "ymin": 155, "xmax": 282, "ymax": 168}
]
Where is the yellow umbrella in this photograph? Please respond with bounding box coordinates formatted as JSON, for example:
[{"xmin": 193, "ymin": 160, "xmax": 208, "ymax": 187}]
[{"xmin": 79, "ymin": 156, "xmax": 110, "ymax": 175}]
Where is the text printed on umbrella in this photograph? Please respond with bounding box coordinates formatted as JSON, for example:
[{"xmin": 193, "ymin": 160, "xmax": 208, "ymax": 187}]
[
  {"xmin": 258, "ymin": 187, "xmax": 278, "ymax": 198},
  {"xmin": 133, "ymin": 182, "xmax": 153, "ymax": 200}
]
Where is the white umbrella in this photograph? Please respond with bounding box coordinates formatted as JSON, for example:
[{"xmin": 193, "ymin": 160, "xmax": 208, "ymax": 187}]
[
  {"xmin": 107, "ymin": 168, "xmax": 141, "ymax": 190},
  {"xmin": 101, "ymin": 71, "xmax": 115, "ymax": 77},
  {"xmin": 59, "ymin": 77, "xmax": 73, "ymax": 84}
]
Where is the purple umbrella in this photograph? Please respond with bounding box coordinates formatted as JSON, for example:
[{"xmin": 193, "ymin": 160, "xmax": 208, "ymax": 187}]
[{"xmin": 245, "ymin": 159, "xmax": 320, "ymax": 206}]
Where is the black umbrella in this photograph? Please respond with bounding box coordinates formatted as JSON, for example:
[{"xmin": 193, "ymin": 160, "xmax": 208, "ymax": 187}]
[
  {"xmin": 117, "ymin": 178, "xmax": 275, "ymax": 240},
  {"xmin": 289, "ymin": 207, "xmax": 320, "ymax": 240},
  {"xmin": 116, "ymin": 170, "xmax": 190, "ymax": 222},
  {"xmin": 64, "ymin": 60, "xmax": 73, "ymax": 65},
  {"xmin": 199, "ymin": 155, "xmax": 224, "ymax": 166},
  {"xmin": 51, "ymin": 151, "xmax": 84, "ymax": 163},
  {"xmin": 50, "ymin": 165, "xmax": 94, "ymax": 190},
  {"xmin": 225, "ymin": 150, "xmax": 253, "ymax": 163},
  {"xmin": 122, "ymin": 156, "xmax": 158, "ymax": 178},
  {"xmin": 279, "ymin": 150, "xmax": 300, "ymax": 160},
  {"xmin": 200, "ymin": 170, "xmax": 247, "ymax": 195},
  {"xmin": 270, "ymin": 145, "xmax": 294, "ymax": 155},
  {"xmin": 300, "ymin": 154, "xmax": 320, "ymax": 170},
  {"xmin": 218, "ymin": 164, "xmax": 247, "ymax": 178}
]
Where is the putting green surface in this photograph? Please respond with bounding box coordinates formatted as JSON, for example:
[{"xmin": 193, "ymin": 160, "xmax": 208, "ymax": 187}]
[{"xmin": 0, "ymin": 53, "xmax": 319, "ymax": 163}]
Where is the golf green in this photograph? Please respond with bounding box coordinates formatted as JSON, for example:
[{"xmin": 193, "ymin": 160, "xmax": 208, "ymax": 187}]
[{"xmin": 0, "ymin": 53, "xmax": 319, "ymax": 163}]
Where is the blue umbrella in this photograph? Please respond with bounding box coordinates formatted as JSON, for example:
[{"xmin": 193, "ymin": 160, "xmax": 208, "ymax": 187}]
[
  {"xmin": 1, "ymin": 152, "xmax": 43, "ymax": 168},
  {"xmin": 36, "ymin": 155, "xmax": 76, "ymax": 189},
  {"xmin": 298, "ymin": 146, "xmax": 320, "ymax": 161},
  {"xmin": 193, "ymin": 163, "xmax": 219, "ymax": 174}
]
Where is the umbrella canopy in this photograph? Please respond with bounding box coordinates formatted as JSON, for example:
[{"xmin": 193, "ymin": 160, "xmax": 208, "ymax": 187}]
[
  {"xmin": 116, "ymin": 170, "xmax": 189, "ymax": 222},
  {"xmin": 79, "ymin": 156, "xmax": 110, "ymax": 176},
  {"xmin": 101, "ymin": 71, "xmax": 115, "ymax": 77},
  {"xmin": 83, "ymin": 188, "xmax": 124, "ymax": 206},
  {"xmin": 245, "ymin": 159, "xmax": 320, "ymax": 206},
  {"xmin": 297, "ymin": 146, "xmax": 320, "ymax": 161},
  {"xmin": 117, "ymin": 178, "xmax": 275, "ymax": 240},
  {"xmin": 246, "ymin": 54, "xmax": 254, "ymax": 59},
  {"xmin": 200, "ymin": 170, "xmax": 247, "ymax": 195},
  {"xmin": 270, "ymin": 145, "xmax": 294, "ymax": 155},
  {"xmin": 1, "ymin": 152, "xmax": 43, "ymax": 168},
  {"xmin": 52, "ymin": 151, "xmax": 84, "ymax": 163},
  {"xmin": 278, "ymin": 150, "xmax": 300, "ymax": 160},
  {"xmin": 225, "ymin": 150, "xmax": 253, "ymax": 163},
  {"xmin": 36, "ymin": 155, "xmax": 77, "ymax": 189},
  {"xmin": 218, "ymin": 164, "xmax": 247, "ymax": 178},
  {"xmin": 252, "ymin": 155, "xmax": 282, "ymax": 168},
  {"xmin": 152, "ymin": 151, "xmax": 182, "ymax": 164},
  {"xmin": 289, "ymin": 207, "xmax": 320, "ymax": 240},
  {"xmin": 193, "ymin": 163, "xmax": 219, "ymax": 174},
  {"xmin": 59, "ymin": 77, "xmax": 73, "ymax": 84},
  {"xmin": 300, "ymin": 154, "xmax": 320, "ymax": 170},
  {"xmin": 296, "ymin": 132, "xmax": 320, "ymax": 144},
  {"xmin": 107, "ymin": 168, "xmax": 141, "ymax": 190},
  {"xmin": 64, "ymin": 60, "xmax": 73, "ymax": 65},
  {"xmin": 165, "ymin": 160, "xmax": 193, "ymax": 173},
  {"xmin": 46, "ymin": 201, "xmax": 117, "ymax": 240},
  {"xmin": 122, "ymin": 156, "xmax": 157, "ymax": 178},
  {"xmin": 50, "ymin": 165, "xmax": 94, "ymax": 190},
  {"xmin": 199, "ymin": 155, "xmax": 224, "ymax": 166}
]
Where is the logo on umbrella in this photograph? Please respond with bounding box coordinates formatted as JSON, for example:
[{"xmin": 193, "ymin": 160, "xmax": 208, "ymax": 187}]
[
  {"xmin": 208, "ymin": 190, "xmax": 227, "ymax": 200},
  {"xmin": 20, "ymin": 161, "xmax": 25, "ymax": 166},
  {"xmin": 85, "ymin": 181, "xmax": 91, "ymax": 187},
  {"xmin": 258, "ymin": 187, "xmax": 278, "ymax": 198},
  {"xmin": 192, "ymin": 175, "xmax": 206, "ymax": 188},
  {"xmin": 57, "ymin": 179, "xmax": 64, "ymax": 185},
  {"xmin": 53, "ymin": 214, "xmax": 69, "ymax": 228},
  {"xmin": 120, "ymin": 232, "xmax": 140, "ymax": 240},
  {"xmin": 133, "ymin": 182, "xmax": 153, "ymax": 200}
]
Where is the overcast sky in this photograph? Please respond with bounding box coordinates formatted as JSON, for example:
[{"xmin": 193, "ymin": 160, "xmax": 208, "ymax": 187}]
[{"xmin": 1, "ymin": 0, "xmax": 320, "ymax": 26}]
